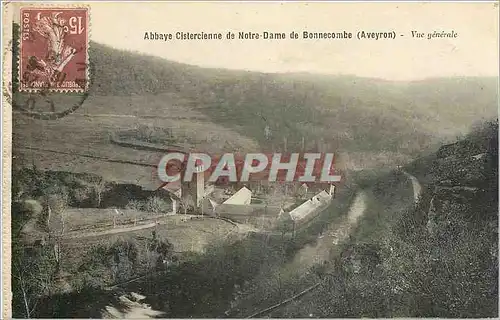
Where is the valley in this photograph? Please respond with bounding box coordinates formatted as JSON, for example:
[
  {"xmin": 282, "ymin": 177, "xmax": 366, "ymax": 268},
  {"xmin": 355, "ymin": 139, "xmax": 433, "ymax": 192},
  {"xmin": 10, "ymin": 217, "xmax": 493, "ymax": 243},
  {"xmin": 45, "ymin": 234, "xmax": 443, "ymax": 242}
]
[{"xmin": 9, "ymin": 36, "xmax": 498, "ymax": 318}]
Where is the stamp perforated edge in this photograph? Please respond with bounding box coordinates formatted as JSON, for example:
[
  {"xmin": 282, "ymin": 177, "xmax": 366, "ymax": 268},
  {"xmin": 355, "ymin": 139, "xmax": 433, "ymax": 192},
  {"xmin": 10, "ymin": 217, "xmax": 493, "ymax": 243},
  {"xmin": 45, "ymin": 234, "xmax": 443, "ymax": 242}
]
[{"xmin": 17, "ymin": 4, "xmax": 91, "ymax": 93}]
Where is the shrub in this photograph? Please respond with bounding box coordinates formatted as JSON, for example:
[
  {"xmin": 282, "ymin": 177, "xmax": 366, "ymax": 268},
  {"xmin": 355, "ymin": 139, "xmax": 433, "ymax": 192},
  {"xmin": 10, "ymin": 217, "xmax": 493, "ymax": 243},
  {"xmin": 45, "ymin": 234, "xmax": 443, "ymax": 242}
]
[
  {"xmin": 79, "ymin": 240, "xmax": 139, "ymax": 285},
  {"xmin": 144, "ymin": 196, "xmax": 170, "ymax": 213},
  {"xmin": 145, "ymin": 232, "xmax": 174, "ymax": 270},
  {"xmin": 21, "ymin": 199, "xmax": 43, "ymax": 216},
  {"xmin": 125, "ymin": 199, "xmax": 145, "ymax": 211},
  {"xmin": 70, "ymin": 186, "xmax": 92, "ymax": 207},
  {"xmin": 136, "ymin": 124, "xmax": 153, "ymax": 142}
]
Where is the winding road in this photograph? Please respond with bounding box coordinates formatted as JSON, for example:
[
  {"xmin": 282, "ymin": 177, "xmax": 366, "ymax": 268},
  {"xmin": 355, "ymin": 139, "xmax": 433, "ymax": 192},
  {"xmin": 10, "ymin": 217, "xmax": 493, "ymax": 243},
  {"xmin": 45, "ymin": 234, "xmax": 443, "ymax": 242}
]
[
  {"xmin": 289, "ymin": 191, "xmax": 367, "ymax": 273},
  {"xmin": 242, "ymin": 169, "xmax": 424, "ymax": 318},
  {"xmin": 402, "ymin": 170, "xmax": 422, "ymax": 204},
  {"xmin": 290, "ymin": 170, "xmax": 421, "ymax": 275}
]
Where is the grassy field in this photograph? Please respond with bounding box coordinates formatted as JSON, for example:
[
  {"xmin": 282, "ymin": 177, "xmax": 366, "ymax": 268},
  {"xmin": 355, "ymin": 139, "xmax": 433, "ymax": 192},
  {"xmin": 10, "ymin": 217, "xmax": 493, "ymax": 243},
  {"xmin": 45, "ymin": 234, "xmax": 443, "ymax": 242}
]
[
  {"xmin": 59, "ymin": 215, "xmax": 238, "ymax": 268},
  {"xmin": 13, "ymin": 94, "xmax": 260, "ymax": 190}
]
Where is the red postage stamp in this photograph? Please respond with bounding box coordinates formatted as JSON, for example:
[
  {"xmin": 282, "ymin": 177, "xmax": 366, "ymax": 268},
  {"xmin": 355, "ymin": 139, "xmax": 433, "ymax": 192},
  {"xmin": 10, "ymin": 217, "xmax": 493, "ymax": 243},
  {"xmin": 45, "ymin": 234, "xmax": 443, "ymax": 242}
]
[{"xmin": 19, "ymin": 7, "xmax": 89, "ymax": 92}]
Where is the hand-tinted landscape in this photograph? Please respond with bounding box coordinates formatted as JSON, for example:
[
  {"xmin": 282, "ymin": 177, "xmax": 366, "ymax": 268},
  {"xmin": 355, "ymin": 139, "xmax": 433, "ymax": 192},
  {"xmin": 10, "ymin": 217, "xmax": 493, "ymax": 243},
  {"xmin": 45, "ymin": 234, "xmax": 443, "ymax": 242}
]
[{"xmin": 10, "ymin": 21, "xmax": 498, "ymax": 318}]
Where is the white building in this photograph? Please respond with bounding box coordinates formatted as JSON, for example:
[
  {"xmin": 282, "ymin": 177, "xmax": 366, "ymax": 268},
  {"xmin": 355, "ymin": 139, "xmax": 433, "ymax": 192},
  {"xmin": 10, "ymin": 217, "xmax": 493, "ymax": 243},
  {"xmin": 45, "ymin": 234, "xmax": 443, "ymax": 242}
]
[
  {"xmin": 222, "ymin": 186, "xmax": 252, "ymax": 205},
  {"xmin": 288, "ymin": 189, "xmax": 333, "ymax": 222}
]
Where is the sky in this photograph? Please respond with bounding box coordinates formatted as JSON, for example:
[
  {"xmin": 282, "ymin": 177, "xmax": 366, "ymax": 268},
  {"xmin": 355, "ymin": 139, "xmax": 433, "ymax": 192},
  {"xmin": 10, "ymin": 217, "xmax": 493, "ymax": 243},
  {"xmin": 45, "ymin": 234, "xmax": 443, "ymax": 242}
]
[{"xmin": 9, "ymin": 1, "xmax": 500, "ymax": 81}]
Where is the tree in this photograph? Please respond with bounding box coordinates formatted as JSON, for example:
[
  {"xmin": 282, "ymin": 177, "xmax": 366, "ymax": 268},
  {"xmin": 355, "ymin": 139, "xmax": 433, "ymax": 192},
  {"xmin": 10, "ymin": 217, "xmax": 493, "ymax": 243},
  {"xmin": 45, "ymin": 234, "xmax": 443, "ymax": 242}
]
[
  {"xmin": 77, "ymin": 239, "xmax": 140, "ymax": 287},
  {"xmin": 12, "ymin": 243, "xmax": 57, "ymax": 318},
  {"xmin": 38, "ymin": 192, "xmax": 68, "ymax": 276},
  {"xmin": 107, "ymin": 240, "xmax": 138, "ymax": 283},
  {"xmin": 12, "ymin": 199, "xmax": 58, "ymax": 318},
  {"xmin": 145, "ymin": 231, "xmax": 174, "ymax": 270},
  {"xmin": 179, "ymin": 194, "xmax": 194, "ymax": 216},
  {"xmin": 41, "ymin": 193, "xmax": 68, "ymax": 235},
  {"xmin": 144, "ymin": 196, "xmax": 169, "ymax": 213},
  {"xmin": 13, "ymin": 200, "xmax": 43, "ymax": 237},
  {"xmin": 91, "ymin": 177, "xmax": 108, "ymax": 208}
]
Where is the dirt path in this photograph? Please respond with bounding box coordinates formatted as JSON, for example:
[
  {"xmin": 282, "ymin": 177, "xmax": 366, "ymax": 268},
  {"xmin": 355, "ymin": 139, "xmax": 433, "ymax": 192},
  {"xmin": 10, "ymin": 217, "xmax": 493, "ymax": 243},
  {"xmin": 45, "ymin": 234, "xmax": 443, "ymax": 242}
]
[
  {"xmin": 402, "ymin": 170, "xmax": 422, "ymax": 204},
  {"xmin": 288, "ymin": 191, "xmax": 367, "ymax": 273},
  {"xmin": 62, "ymin": 215, "xmax": 255, "ymax": 241},
  {"xmin": 62, "ymin": 221, "xmax": 160, "ymax": 239}
]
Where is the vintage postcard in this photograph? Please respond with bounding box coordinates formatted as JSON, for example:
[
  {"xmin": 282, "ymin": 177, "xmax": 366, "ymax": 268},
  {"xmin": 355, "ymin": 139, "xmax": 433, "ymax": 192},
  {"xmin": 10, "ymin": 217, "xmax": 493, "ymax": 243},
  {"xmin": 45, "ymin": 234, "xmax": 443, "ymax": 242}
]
[{"xmin": 2, "ymin": 1, "xmax": 499, "ymax": 319}]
